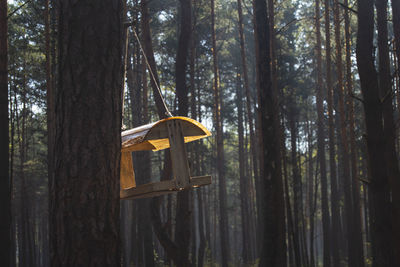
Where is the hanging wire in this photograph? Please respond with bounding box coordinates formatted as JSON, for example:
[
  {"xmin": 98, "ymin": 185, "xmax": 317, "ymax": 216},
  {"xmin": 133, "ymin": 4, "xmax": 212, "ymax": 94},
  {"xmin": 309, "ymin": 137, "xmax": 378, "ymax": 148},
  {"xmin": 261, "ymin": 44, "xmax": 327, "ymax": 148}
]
[{"xmin": 131, "ymin": 27, "xmax": 173, "ymax": 118}]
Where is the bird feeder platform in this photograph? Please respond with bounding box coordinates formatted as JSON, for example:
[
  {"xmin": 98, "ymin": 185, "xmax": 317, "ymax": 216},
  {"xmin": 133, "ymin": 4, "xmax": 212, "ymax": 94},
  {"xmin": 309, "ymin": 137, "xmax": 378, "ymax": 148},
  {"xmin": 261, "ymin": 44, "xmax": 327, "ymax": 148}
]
[{"xmin": 120, "ymin": 116, "xmax": 212, "ymax": 200}]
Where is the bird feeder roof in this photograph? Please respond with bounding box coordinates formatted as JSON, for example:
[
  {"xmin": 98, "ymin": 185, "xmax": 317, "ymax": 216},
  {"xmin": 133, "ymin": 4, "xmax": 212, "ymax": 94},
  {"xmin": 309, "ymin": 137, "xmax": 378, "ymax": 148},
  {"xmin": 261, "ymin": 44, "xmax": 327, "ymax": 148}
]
[{"xmin": 121, "ymin": 116, "xmax": 211, "ymax": 152}]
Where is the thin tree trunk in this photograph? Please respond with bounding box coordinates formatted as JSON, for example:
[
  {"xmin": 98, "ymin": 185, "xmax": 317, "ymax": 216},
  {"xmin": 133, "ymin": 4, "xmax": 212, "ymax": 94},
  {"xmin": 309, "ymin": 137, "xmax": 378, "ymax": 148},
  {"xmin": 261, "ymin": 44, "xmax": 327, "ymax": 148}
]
[
  {"xmin": 236, "ymin": 1, "xmax": 260, "ymax": 258},
  {"xmin": 0, "ymin": 1, "xmax": 11, "ymax": 265},
  {"xmin": 316, "ymin": 0, "xmax": 331, "ymax": 265},
  {"xmin": 323, "ymin": 0, "xmax": 342, "ymax": 264},
  {"xmin": 334, "ymin": 1, "xmax": 359, "ymax": 266},
  {"xmin": 236, "ymin": 68, "xmax": 251, "ymax": 264},
  {"xmin": 174, "ymin": 0, "xmax": 192, "ymax": 265},
  {"xmin": 211, "ymin": 0, "xmax": 230, "ymax": 266},
  {"xmin": 343, "ymin": 0, "xmax": 365, "ymax": 265},
  {"xmin": 306, "ymin": 112, "xmax": 315, "ymax": 267},
  {"xmin": 287, "ymin": 101, "xmax": 302, "ymax": 267}
]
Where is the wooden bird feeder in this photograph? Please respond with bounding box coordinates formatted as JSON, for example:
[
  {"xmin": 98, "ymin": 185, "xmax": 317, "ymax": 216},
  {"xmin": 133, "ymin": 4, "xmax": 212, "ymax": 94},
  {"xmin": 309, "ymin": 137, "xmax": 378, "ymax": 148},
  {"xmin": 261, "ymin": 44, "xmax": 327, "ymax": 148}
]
[{"xmin": 120, "ymin": 116, "xmax": 212, "ymax": 200}]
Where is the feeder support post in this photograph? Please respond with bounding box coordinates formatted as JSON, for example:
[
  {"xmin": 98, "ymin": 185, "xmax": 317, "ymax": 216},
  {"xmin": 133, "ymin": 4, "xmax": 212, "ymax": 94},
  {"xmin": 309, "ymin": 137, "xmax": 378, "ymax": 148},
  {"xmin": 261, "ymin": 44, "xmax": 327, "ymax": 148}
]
[{"xmin": 167, "ymin": 120, "xmax": 191, "ymax": 188}]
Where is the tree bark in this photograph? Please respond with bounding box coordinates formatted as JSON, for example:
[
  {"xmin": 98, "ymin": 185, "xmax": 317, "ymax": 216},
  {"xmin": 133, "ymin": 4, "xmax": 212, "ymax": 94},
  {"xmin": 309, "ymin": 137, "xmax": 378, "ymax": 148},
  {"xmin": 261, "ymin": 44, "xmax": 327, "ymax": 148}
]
[
  {"xmin": 315, "ymin": 0, "xmax": 331, "ymax": 265},
  {"xmin": 211, "ymin": 0, "xmax": 230, "ymax": 266},
  {"xmin": 377, "ymin": 1, "xmax": 400, "ymax": 265},
  {"xmin": 253, "ymin": 0, "xmax": 286, "ymax": 265},
  {"xmin": 236, "ymin": 2, "xmax": 259, "ymax": 259},
  {"xmin": 344, "ymin": 0, "xmax": 365, "ymax": 265},
  {"xmin": 334, "ymin": 1, "xmax": 359, "ymax": 266},
  {"xmin": 356, "ymin": 0, "xmax": 393, "ymax": 265},
  {"xmin": 0, "ymin": 1, "xmax": 11, "ymax": 265},
  {"xmin": 323, "ymin": 0, "xmax": 342, "ymax": 264},
  {"xmin": 236, "ymin": 69, "xmax": 252, "ymax": 264},
  {"xmin": 50, "ymin": 1, "xmax": 122, "ymax": 265},
  {"xmin": 174, "ymin": 0, "xmax": 192, "ymax": 265}
]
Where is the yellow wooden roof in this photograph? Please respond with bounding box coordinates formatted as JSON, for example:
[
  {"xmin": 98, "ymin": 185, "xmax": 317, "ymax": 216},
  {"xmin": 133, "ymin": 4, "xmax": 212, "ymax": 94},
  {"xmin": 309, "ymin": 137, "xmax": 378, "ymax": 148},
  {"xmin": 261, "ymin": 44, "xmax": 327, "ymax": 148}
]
[{"xmin": 121, "ymin": 116, "xmax": 211, "ymax": 152}]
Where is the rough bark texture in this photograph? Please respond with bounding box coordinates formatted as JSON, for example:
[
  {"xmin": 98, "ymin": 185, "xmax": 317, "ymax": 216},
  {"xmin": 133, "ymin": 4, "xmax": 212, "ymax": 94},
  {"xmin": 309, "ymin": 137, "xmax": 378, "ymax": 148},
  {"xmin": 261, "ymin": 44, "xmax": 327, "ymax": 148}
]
[
  {"xmin": 174, "ymin": 0, "xmax": 192, "ymax": 265},
  {"xmin": 50, "ymin": 1, "xmax": 122, "ymax": 266},
  {"xmin": 356, "ymin": 1, "xmax": 393, "ymax": 265},
  {"xmin": 315, "ymin": 0, "xmax": 331, "ymax": 265},
  {"xmin": 254, "ymin": 0, "xmax": 286, "ymax": 265},
  {"xmin": 0, "ymin": 1, "xmax": 11, "ymax": 266}
]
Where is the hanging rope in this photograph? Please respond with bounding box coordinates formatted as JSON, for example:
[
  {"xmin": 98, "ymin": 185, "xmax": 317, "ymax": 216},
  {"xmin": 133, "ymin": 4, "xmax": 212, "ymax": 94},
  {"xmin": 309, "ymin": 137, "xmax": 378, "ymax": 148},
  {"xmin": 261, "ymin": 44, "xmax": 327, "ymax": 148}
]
[{"xmin": 131, "ymin": 26, "xmax": 173, "ymax": 118}]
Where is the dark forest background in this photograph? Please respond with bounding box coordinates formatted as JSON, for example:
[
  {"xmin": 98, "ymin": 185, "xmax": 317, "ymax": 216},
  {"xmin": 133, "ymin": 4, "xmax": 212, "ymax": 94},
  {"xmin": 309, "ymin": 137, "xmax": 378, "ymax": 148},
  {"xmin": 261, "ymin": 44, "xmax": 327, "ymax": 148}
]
[{"xmin": 1, "ymin": 0, "xmax": 400, "ymax": 266}]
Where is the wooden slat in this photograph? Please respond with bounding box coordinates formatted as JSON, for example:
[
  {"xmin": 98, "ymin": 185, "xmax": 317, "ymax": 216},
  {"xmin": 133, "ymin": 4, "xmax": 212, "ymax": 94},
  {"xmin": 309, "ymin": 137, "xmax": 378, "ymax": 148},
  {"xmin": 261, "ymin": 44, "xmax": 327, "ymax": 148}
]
[
  {"xmin": 120, "ymin": 152, "xmax": 136, "ymax": 189},
  {"xmin": 189, "ymin": 175, "xmax": 212, "ymax": 187},
  {"xmin": 120, "ymin": 180, "xmax": 176, "ymax": 200},
  {"xmin": 120, "ymin": 176, "xmax": 212, "ymax": 200}
]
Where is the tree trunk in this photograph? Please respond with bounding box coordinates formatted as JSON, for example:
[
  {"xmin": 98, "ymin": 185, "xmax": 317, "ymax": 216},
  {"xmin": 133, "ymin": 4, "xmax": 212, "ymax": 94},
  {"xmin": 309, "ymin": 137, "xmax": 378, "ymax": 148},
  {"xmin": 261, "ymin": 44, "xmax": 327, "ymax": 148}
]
[
  {"xmin": 380, "ymin": 1, "xmax": 400, "ymax": 265},
  {"xmin": 334, "ymin": 1, "xmax": 360, "ymax": 266},
  {"xmin": 0, "ymin": 1, "xmax": 11, "ymax": 265},
  {"xmin": 50, "ymin": 1, "xmax": 122, "ymax": 265},
  {"xmin": 236, "ymin": 69, "xmax": 252, "ymax": 264},
  {"xmin": 211, "ymin": 0, "xmax": 230, "ymax": 266},
  {"xmin": 288, "ymin": 100, "xmax": 303, "ymax": 267},
  {"xmin": 356, "ymin": 0, "xmax": 393, "ymax": 265},
  {"xmin": 315, "ymin": 0, "xmax": 331, "ymax": 265},
  {"xmin": 323, "ymin": 0, "xmax": 342, "ymax": 264},
  {"xmin": 344, "ymin": 0, "xmax": 365, "ymax": 265},
  {"xmin": 140, "ymin": 0, "xmax": 169, "ymax": 119},
  {"xmin": 174, "ymin": 0, "xmax": 192, "ymax": 265},
  {"xmin": 236, "ymin": 1, "xmax": 259, "ymax": 259},
  {"xmin": 253, "ymin": 0, "xmax": 286, "ymax": 265}
]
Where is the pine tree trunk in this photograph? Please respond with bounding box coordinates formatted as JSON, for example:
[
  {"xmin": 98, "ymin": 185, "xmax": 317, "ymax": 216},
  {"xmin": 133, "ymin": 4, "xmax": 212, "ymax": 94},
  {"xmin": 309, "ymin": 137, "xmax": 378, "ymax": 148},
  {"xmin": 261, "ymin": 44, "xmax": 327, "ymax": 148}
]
[
  {"xmin": 236, "ymin": 2, "xmax": 259, "ymax": 259},
  {"xmin": 0, "ymin": 0, "xmax": 11, "ymax": 265},
  {"xmin": 356, "ymin": 0, "xmax": 394, "ymax": 265},
  {"xmin": 236, "ymin": 69, "xmax": 251, "ymax": 264},
  {"xmin": 334, "ymin": 1, "xmax": 360, "ymax": 266},
  {"xmin": 253, "ymin": 0, "xmax": 286, "ymax": 265},
  {"xmin": 381, "ymin": 1, "xmax": 400, "ymax": 265},
  {"xmin": 175, "ymin": 0, "xmax": 192, "ymax": 265},
  {"xmin": 49, "ymin": 1, "xmax": 122, "ymax": 265},
  {"xmin": 323, "ymin": 1, "xmax": 342, "ymax": 264},
  {"xmin": 315, "ymin": 0, "xmax": 331, "ymax": 265},
  {"xmin": 344, "ymin": 0, "xmax": 365, "ymax": 265},
  {"xmin": 211, "ymin": 0, "xmax": 230, "ymax": 266}
]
